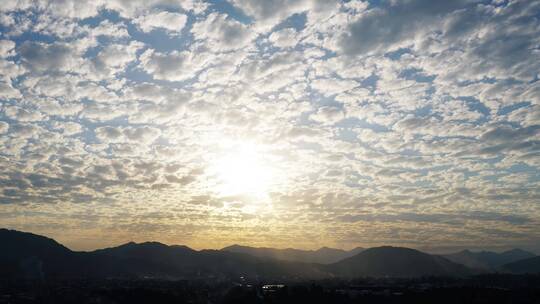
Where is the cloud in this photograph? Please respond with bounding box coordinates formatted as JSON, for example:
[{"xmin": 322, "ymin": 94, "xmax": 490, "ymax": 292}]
[
  {"xmin": 80, "ymin": 102, "xmax": 131, "ymax": 122},
  {"xmin": 0, "ymin": 121, "xmax": 8, "ymax": 134},
  {"xmin": 0, "ymin": 40, "xmax": 15, "ymax": 58},
  {"xmin": 231, "ymin": 0, "xmax": 338, "ymax": 32},
  {"xmin": 476, "ymin": 125, "xmax": 540, "ymax": 155},
  {"xmin": 18, "ymin": 41, "xmax": 82, "ymax": 72},
  {"xmin": 87, "ymin": 20, "xmax": 129, "ymax": 38},
  {"xmin": 507, "ymin": 105, "xmax": 540, "ymax": 127},
  {"xmin": 139, "ymin": 48, "xmax": 209, "ymax": 81},
  {"xmin": 4, "ymin": 106, "xmax": 45, "ymax": 122},
  {"xmin": 337, "ymin": 211, "xmax": 531, "ymax": 226},
  {"xmin": 480, "ymin": 125, "xmax": 540, "ymax": 143},
  {"xmin": 268, "ymin": 28, "xmax": 299, "ymax": 48},
  {"xmin": 191, "ymin": 13, "xmax": 256, "ymax": 51},
  {"xmin": 133, "ymin": 11, "xmax": 188, "ymax": 34},
  {"xmin": 93, "ymin": 41, "xmax": 143, "ymax": 76},
  {"xmin": 7, "ymin": 123, "xmax": 42, "ymax": 139},
  {"xmin": 102, "ymin": 0, "xmax": 204, "ymax": 19},
  {"xmin": 310, "ymin": 106, "xmax": 345, "ymax": 125},
  {"xmin": 394, "ymin": 116, "xmax": 431, "ymax": 131},
  {"xmin": 311, "ymin": 78, "xmax": 358, "ymax": 96},
  {"xmin": 95, "ymin": 126, "xmax": 161, "ymax": 144},
  {"xmin": 339, "ymin": 0, "xmax": 468, "ymax": 56},
  {"xmin": 165, "ymin": 174, "xmax": 196, "ymax": 185},
  {"xmin": 0, "ymin": 82, "xmax": 21, "ymax": 99},
  {"xmin": 51, "ymin": 121, "xmax": 83, "ymax": 135}
]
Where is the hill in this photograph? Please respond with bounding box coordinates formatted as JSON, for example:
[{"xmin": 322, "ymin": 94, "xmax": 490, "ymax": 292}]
[
  {"xmin": 328, "ymin": 246, "xmax": 473, "ymax": 278},
  {"xmin": 500, "ymin": 256, "xmax": 540, "ymax": 274},
  {"xmin": 0, "ymin": 228, "xmax": 74, "ymax": 278}
]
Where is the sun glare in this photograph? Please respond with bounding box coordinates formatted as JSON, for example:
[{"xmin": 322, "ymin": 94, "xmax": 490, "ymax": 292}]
[{"xmin": 211, "ymin": 143, "xmax": 275, "ymax": 200}]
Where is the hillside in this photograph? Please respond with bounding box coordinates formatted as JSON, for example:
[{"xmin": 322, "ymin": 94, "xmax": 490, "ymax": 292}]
[
  {"xmin": 500, "ymin": 256, "xmax": 540, "ymax": 274},
  {"xmin": 328, "ymin": 246, "xmax": 473, "ymax": 278}
]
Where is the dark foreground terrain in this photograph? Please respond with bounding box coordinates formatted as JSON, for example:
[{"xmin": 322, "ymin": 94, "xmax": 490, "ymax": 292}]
[{"xmin": 1, "ymin": 274, "xmax": 539, "ymax": 304}]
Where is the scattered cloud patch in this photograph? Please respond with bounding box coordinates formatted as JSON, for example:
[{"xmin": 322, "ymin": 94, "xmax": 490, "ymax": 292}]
[
  {"xmin": 134, "ymin": 11, "xmax": 188, "ymax": 34},
  {"xmin": 0, "ymin": 0, "xmax": 539, "ymax": 252}
]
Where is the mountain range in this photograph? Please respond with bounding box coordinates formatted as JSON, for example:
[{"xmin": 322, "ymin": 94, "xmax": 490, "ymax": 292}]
[
  {"xmin": 0, "ymin": 229, "xmax": 327, "ymax": 280},
  {"xmin": 1, "ymin": 229, "xmax": 538, "ymax": 280},
  {"xmin": 443, "ymin": 248, "xmax": 536, "ymax": 270}
]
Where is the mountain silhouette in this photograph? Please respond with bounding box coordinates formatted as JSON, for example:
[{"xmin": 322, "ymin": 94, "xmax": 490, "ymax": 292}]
[
  {"xmin": 9, "ymin": 229, "xmax": 537, "ymax": 280},
  {"xmin": 443, "ymin": 249, "xmax": 536, "ymax": 270},
  {"xmin": 222, "ymin": 244, "xmax": 364, "ymax": 264},
  {"xmin": 0, "ymin": 229, "xmax": 72, "ymax": 278},
  {"xmin": 0, "ymin": 229, "xmax": 178, "ymax": 278},
  {"xmin": 0, "ymin": 229, "xmax": 328, "ymax": 280},
  {"xmin": 328, "ymin": 246, "xmax": 474, "ymax": 278},
  {"xmin": 93, "ymin": 242, "xmax": 331, "ymax": 279},
  {"xmin": 500, "ymin": 256, "xmax": 540, "ymax": 274},
  {"xmin": 0, "ymin": 228, "xmax": 71, "ymax": 259}
]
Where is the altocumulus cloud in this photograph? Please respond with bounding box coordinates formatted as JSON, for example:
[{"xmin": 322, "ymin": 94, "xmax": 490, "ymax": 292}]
[{"xmin": 0, "ymin": 0, "xmax": 539, "ymax": 252}]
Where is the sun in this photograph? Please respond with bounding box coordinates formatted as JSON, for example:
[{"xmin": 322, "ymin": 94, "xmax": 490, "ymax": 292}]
[{"xmin": 210, "ymin": 142, "xmax": 275, "ymax": 199}]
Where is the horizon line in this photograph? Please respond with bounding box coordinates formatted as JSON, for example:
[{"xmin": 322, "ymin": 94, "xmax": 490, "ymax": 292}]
[{"xmin": 3, "ymin": 228, "xmax": 538, "ymax": 255}]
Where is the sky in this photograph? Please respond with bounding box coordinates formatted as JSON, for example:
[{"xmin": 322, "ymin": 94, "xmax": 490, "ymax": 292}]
[{"xmin": 0, "ymin": 0, "xmax": 539, "ymax": 253}]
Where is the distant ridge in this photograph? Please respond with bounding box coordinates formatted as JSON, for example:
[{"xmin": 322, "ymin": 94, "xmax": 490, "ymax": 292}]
[
  {"xmin": 222, "ymin": 244, "xmax": 365, "ymax": 264},
  {"xmin": 443, "ymin": 249, "xmax": 536, "ymax": 269}
]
